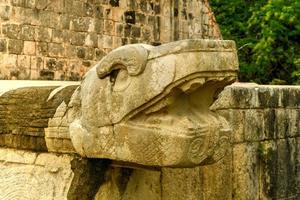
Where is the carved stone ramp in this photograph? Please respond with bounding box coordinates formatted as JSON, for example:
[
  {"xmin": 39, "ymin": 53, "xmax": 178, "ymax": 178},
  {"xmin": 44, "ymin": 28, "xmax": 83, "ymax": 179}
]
[{"xmin": 0, "ymin": 81, "xmax": 79, "ymax": 151}]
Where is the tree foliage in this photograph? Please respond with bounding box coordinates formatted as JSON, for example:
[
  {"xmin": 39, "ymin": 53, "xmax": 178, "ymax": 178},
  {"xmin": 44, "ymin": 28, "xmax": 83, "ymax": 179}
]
[{"xmin": 210, "ymin": 0, "xmax": 300, "ymax": 84}]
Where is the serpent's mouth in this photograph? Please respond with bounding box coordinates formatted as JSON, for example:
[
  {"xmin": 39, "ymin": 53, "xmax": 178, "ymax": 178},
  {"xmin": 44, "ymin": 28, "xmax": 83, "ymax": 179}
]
[
  {"xmin": 121, "ymin": 75, "xmax": 234, "ymax": 137},
  {"xmin": 111, "ymin": 76, "xmax": 233, "ymax": 167},
  {"xmin": 126, "ymin": 89, "xmax": 213, "ymax": 137}
]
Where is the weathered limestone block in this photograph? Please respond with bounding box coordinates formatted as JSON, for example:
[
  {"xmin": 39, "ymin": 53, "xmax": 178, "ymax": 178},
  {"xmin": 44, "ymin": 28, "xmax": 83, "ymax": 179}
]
[
  {"xmin": 213, "ymin": 83, "xmax": 300, "ymax": 142},
  {"xmin": 0, "ymin": 147, "xmax": 112, "ymax": 200},
  {"xmin": 65, "ymin": 39, "xmax": 238, "ymax": 167},
  {"xmin": 95, "ymin": 167, "xmax": 161, "ymax": 200},
  {"xmin": 160, "ymin": 145, "xmax": 232, "ymax": 200},
  {"xmin": 0, "ymin": 148, "xmax": 73, "ymax": 200},
  {"xmin": 212, "ymin": 83, "xmax": 300, "ymax": 200},
  {"xmin": 161, "ymin": 167, "xmax": 203, "ymax": 200},
  {"xmin": 259, "ymin": 138, "xmax": 300, "ymax": 199},
  {"xmin": 198, "ymin": 148, "xmax": 233, "ymax": 200},
  {"xmin": 232, "ymin": 139, "xmax": 300, "ymax": 200},
  {"xmin": 216, "ymin": 109, "xmax": 245, "ymax": 143},
  {"xmin": 232, "ymin": 143, "xmax": 260, "ymax": 200},
  {"xmin": 0, "ymin": 81, "xmax": 78, "ymax": 151},
  {"xmin": 91, "ymin": 152, "xmax": 233, "ymax": 200},
  {"xmin": 212, "ymin": 83, "xmax": 300, "ymax": 110}
]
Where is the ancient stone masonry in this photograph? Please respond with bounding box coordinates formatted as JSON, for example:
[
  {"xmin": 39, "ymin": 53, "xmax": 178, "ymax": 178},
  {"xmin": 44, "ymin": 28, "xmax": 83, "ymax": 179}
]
[
  {"xmin": 0, "ymin": 42, "xmax": 300, "ymax": 199},
  {"xmin": 0, "ymin": 0, "xmax": 220, "ymax": 80},
  {"xmin": 0, "ymin": 147, "xmax": 111, "ymax": 200},
  {"xmin": 0, "ymin": 148, "xmax": 74, "ymax": 200},
  {"xmin": 212, "ymin": 83, "xmax": 300, "ymax": 200},
  {"xmin": 1, "ymin": 1, "xmax": 300, "ymax": 200},
  {"xmin": 0, "ymin": 81, "xmax": 78, "ymax": 151}
]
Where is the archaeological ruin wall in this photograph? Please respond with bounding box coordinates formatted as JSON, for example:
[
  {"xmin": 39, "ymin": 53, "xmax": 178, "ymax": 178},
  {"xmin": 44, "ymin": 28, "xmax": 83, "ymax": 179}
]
[
  {"xmin": 1, "ymin": 81, "xmax": 299, "ymax": 200},
  {"xmin": 0, "ymin": 38, "xmax": 299, "ymax": 200},
  {"xmin": 0, "ymin": 0, "xmax": 220, "ymax": 80}
]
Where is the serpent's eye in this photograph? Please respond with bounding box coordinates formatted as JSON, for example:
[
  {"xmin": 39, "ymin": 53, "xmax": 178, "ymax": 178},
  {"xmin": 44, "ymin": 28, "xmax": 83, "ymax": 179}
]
[{"xmin": 110, "ymin": 67, "xmax": 131, "ymax": 92}]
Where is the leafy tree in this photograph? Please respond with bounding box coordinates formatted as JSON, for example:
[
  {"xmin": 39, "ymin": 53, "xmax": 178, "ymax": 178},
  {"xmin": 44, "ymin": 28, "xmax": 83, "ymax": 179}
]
[{"xmin": 210, "ymin": 0, "xmax": 300, "ymax": 84}]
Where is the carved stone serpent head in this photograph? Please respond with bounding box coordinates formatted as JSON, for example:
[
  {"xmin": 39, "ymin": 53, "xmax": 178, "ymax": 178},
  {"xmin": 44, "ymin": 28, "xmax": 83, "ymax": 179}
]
[{"xmin": 69, "ymin": 39, "xmax": 239, "ymax": 167}]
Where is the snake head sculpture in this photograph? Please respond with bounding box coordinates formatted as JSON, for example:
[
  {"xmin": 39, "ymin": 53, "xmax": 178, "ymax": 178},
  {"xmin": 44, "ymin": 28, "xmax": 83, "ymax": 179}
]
[{"xmin": 68, "ymin": 39, "xmax": 239, "ymax": 167}]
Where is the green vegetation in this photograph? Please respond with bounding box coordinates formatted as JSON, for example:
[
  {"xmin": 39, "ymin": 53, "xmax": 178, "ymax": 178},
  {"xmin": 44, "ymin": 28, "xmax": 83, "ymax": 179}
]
[{"xmin": 210, "ymin": 0, "xmax": 300, "ymax": 84}]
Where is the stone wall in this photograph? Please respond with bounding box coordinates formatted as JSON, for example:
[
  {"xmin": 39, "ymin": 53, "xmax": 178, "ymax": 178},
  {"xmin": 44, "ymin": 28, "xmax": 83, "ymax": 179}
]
[
  {"xmin": 94, "ymin": 83, "xmax": 300, "ymax": 200},
  {"xmin": 0, "ymin": 0, "xmax": 220, "ymax": 80},
  {"xmin": 0, "ymin": 81, "xmax": 78, "ymax": 152},
  {"xmin": 1, "ymin": 81, "xmax": 299, "ymax": 200},
  {"xmin": 0, "ymin": 148, "xmax": 74, "ymax": 200},
  {"xmin": 0, "ymin": 147, "xmax": 111, "ymax": 200},
  {"xmin": 213, "ymin": 83, "xmax": 300, "ymax": 200}
]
